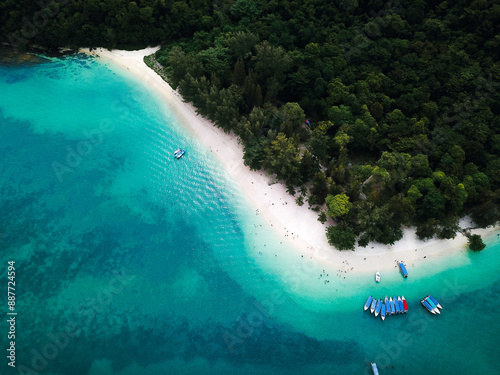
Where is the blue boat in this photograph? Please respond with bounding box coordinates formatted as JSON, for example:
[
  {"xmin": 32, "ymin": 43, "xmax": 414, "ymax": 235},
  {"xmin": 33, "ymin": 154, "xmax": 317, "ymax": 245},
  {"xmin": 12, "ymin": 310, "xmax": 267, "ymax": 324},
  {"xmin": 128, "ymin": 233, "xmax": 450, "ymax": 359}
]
[
  {"xmin": 421, "ymin": 298, "xmax": 436, "ymax": 314},
  {"xmin": 371, "ymin": 362, "xmax": 380, "ymax": 375},
  {"xmin": 364, "ymin": 296, "xmax": 374, "ymax": 311},
  {"xmin": 385, "ymin": 296, "xmax": 390, "ymax": 315},
  {"xmin": 426, "ymin": 297, "xmax": 440, "ymax": 314},
  {"xmin": 389, "ymin": 297, "xmax": 396, "ymax": 315},
  {"xmin": 398, "ymin": 261, "xmax": 408, "ymax": 278},
  {"xmin": 370, "ymin": 298, "xmax": 377, "ymax": 314},
  {"xmin": 428, "ymin": 295, "xmax": 442, "ymax": 309},
  {"xmin": 374, "ymin": 300, "xmax": 382, "ymax": 317},
  {"xmin": 394, "ymin": 296, "xmax": 401, "ymax": 314},
  {"xmin": 397, "ymin": 296, "xmax": 405, "ymax": 313},
  {"xmin": 174, "ymin": 148, "xmax": 186, "ymax": 159},
  {"xmin": 381, "ymin": 304, "xmax": 386, "ymax": 321}
]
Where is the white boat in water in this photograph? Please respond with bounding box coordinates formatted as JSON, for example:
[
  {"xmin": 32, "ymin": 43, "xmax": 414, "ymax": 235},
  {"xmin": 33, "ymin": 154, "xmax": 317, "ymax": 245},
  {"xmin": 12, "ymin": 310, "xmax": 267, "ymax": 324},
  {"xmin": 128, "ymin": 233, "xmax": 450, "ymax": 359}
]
[
  {"xmin": 375, "ymin": 272, "xmax": 381, "ymax": 283},
  {"xmin": 174, "ymin": 148, "xmax": 186, "ymax": 159}
]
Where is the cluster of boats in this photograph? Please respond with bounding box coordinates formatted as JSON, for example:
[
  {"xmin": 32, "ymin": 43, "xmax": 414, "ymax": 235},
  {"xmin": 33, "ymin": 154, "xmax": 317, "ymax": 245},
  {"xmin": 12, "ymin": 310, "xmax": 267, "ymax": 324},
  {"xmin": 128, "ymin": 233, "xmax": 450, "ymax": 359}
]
[
  {"xmin": 364, "ymin": 294, "xmax": 442, "ymax": 320},
  {"xmin": 174, "ymin": 148, "xmax": 185, "ymax": 159},
  {"xmin": 366, "ymin": 264, "xmax": 441, "ymax": 371},
  {"xmin": 364, "ymin": 295, "xmax": 408, "ymax": 321},
  {"xmin": 421, "ymin": 295, "xmax": 443, "ymax": 314}
]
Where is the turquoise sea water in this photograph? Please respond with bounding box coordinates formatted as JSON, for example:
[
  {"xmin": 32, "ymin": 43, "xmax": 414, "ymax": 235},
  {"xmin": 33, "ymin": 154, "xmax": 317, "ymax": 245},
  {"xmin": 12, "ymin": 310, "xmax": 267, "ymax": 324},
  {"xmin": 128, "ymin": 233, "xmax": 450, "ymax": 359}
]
[{"xmin": 1, "ymin": 50, "xmax": 499, "ymax": 375}]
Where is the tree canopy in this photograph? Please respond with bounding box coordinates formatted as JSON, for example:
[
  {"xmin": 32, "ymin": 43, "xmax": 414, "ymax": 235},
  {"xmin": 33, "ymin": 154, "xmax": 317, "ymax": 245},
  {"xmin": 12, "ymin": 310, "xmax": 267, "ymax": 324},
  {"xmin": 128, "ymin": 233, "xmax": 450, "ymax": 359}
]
[{"xmin": 467, "ymin": 234, "xmax": 487, "ymax": 252}]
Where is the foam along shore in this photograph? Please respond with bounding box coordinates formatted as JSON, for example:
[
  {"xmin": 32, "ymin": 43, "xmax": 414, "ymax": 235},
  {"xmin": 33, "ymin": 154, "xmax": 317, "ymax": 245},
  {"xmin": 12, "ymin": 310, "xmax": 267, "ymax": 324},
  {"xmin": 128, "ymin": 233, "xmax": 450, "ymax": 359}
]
[{"xmin": 79, "ymin": 47, "xmax": 499, "ymax": 276}]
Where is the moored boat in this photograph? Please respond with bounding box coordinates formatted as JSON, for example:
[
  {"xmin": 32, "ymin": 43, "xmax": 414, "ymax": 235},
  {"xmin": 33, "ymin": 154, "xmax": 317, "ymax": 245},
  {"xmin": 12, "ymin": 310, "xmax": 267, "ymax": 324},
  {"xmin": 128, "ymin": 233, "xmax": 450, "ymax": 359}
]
[
  {"xmin": 364, "ymin": 296, "xmax": 374, "ymax": 311},
  {"xmin": 397, "ymin": 296, "xmax": 405, "ymax": 313},
  {"xmin": 389, "ymin": 297, "xmax": 396, "ymax": 315},
  {"xmin": 385, "ymin": 296, "xmax": 390, "ymax": 315},
  {"xmin": 428, "ymin": 295, "xmax": 442, "ymax": 309},
  {"xmin": 370, "ymin": 298, "xmax": 377, "ymax": 314},
  {"xmin": 371, "ymin": 362, "xmax": 380, "ymax": 375},
  {"xmin": 426, "ymin": 297, "xmax": 440, "ymax": 314},
  {"xmin": 375, "ymin": 300, "xmax": 382, "ymax": 317},
  {"xmin": 397, "ymin": 261, "xmax": 408, "ymax": 278},
  {"xmin": 394, "ymin": 296, "xmax": 401, "ymax": 314},
  {"xmin": 402, "ymin": 295, "xmax": 409, "ymax": 312},
  {"xmin": 174, "ymin": 148, "xmax": 186, "ymax": 159},
  {"xmin": 421, "ymin": 298, "xmax": 436, "ymax": 314},
  {"xmin": 375, "ymin": 271, "xmax": 381, "ymax": 283},
  {"xmin": 381, "ymin": 304, "xmax": 386, "ymax": 321}
]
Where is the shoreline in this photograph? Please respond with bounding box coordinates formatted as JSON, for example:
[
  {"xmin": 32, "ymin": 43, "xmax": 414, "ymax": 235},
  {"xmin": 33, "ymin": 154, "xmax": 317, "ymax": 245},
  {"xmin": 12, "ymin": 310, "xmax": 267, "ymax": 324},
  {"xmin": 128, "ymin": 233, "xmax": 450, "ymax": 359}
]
[{"xmin": 79, "ymin": 46, "xmax": 500, "ymax": 276}]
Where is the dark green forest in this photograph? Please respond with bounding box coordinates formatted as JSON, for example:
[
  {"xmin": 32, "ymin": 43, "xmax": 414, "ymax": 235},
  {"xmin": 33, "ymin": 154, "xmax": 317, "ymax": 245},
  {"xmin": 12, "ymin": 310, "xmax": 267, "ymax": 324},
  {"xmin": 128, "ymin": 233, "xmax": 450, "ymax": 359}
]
[{"xmin": 2, "ymin": 0, "xmax": 500, "ymax": 249}]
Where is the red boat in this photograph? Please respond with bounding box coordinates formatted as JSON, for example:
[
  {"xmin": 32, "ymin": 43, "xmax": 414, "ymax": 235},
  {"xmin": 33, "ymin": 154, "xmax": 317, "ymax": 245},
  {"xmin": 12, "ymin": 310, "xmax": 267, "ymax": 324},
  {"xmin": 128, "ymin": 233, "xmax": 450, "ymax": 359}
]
[{"xmin": 402, "ymin": 295, "xmax": 409, "ymax": 312}]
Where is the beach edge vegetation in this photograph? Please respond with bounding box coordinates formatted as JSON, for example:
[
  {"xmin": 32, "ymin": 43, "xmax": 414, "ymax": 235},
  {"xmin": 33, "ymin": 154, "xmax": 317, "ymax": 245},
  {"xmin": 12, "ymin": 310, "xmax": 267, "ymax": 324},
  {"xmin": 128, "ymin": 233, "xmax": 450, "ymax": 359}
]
[{"xmin": 467, "ymin": 233, "xmax": 487, "ymax": 252}]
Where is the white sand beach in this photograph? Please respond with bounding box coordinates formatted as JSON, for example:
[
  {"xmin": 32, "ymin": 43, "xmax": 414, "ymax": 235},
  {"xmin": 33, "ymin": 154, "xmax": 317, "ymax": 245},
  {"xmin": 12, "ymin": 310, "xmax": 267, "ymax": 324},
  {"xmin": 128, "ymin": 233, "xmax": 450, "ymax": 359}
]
[{"xmin": 80, "ymin": 46, "xmax": 499, "ymax": 276}]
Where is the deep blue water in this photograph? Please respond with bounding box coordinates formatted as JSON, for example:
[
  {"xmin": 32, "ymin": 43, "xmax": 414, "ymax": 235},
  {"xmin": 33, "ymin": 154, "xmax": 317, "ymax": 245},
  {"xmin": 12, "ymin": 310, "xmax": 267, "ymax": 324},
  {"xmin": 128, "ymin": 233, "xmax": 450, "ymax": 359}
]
[{"xmin": 1, "ymin": 51, "xmax": 499, "ymax": 375}]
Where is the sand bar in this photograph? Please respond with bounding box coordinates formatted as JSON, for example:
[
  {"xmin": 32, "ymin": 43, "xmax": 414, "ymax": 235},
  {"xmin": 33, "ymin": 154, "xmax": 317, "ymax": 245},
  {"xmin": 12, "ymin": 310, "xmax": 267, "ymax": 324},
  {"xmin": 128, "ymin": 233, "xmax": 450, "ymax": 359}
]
[{"xmin": 79, "ymin": 47, "xmax": 499, "ymax": 276}]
